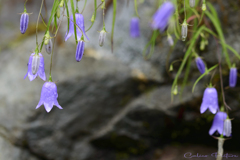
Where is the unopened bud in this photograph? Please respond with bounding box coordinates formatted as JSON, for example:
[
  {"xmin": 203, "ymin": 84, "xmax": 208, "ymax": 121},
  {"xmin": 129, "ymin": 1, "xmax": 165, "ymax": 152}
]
[
  {"xmin": 167, "ymin": 35, "xmax": 174, "ymax": 46},
  {"xmin": 32, "ymin": 54, "xmax": 40, "ymax": 75},
  {"xmin": 202, "ymin": 3, "xmax": 206, "ymax": 11},
  {"xmin": 45, "ymin": 38, "xmax": 53, "ymax": 55},
  {"xmin": 181, "ymin": 23, "xmax": 188, "ymax": 41},
  {"xmin": 57, "ymin": 7, "xmax": 60, "ymax": 18},
  {"xmin": 91, "ymin": 14, "xmax": 95, "ymax": 22},
  {"xmin": 59, "ymin": 0, "xmax": 64, "ymax": 7},
  {"xmin": 173, "ymin": 86, "xmax": 178, "ymax": 95},
  {"xmin": 169, "ymin": 65, "xmax": 173, "ymax": 71},
  {"xmin": 224, "ymin": 119, "xmax": 232, "ymax": 137},
  {"xmin": 99, "ymin": 29, "xmax": 106, "ymax": 47}
]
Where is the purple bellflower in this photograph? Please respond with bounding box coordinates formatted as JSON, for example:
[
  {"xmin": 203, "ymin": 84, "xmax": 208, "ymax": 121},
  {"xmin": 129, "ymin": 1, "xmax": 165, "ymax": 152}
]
[
  {"xmin": 76, "ymin": 40, "xmax": 85, "ymax": 62},
  {"xmin": 65, "ymin": 13, "xmax": 89, "ymax": 41},
  {"xmin": 209, "ymin": 111, "xmax": 227, "ymax": 135},
  {"xmin": 36, "ymin": 82, "xmax": 63, "ymax": 112},
  {"xmin": 24, "ymin": 53, "xmax": 46, "ymax": 81},
  {"xmin": 130, "ymin": 17, "xmax": 140, "ymax": 38},
  {"xmin": 229, "ymin": 67, "xmax": 237, "ymax": 87},
  {"xmin": 151, "ymin": 2, "xmax": 175, "ymax": 32},
  {"xmin": 20, "ymin": 11, "xmax": 29, "ymax": 34},
  {"xmin": 195, "ymin": 57, "xmax": 205, "ymax": 74},
  {"xmin": 200, "ymin": 87, "xmax": 219, "ymax": 114}
]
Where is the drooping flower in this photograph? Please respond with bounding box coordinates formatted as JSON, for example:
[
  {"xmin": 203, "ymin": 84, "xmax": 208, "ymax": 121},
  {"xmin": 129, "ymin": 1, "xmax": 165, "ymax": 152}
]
[
  {"xmin": 200, "ymin": 87, "xmax": 219, "ymax": 114},
  {"xmin": 65, "ymin": 13, "xmax": 89, "ymax": 41},
  {"xmin": 229, "ymin": 67, "xmax": 237, "ymax": 87},
  {"xmin": 223, "ymin": 118, "xmax": 232, "ymax": 137},
  {"xmin": 99, "ymin": 29, "xmax": 107, "ymax": 47},
  {"xmin": 195, "ymin": 57, "xmax": 205, "ymax": 74},
  {"xmin": 24, "ymin": 53, "xmax": 46, "ymax": 81},
  {"xmin": 20, "ymin": 11, "xmax": 29, "ymax": 34},
  {"xmin": 189, "ymin": 0, "xmax": 195, "ymax": 8},
  {"xmin": 36, "ymin": 82, "xmax": 63, "ymax": 112},
  {"xmin": 209, "ymin": 112, "xmax": 227, "ymax": 135},
  {"xmin": 45, "ymin": 38, "xmax": 53, "ymax": 55},
  {"xmin": 75, "ymin": 40, "xmax": 85, "ymax": 62},
  {"xmin": 151, "ymin": 2, "xmax": 175, "ymax": 32},
  {"xmin": 130, "ymin": 17, "xmax": 140, "ymax": 38}
]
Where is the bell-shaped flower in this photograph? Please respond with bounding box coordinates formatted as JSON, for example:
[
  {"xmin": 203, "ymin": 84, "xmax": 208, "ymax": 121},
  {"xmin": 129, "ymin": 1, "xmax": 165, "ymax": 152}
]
[
  {"xmin": 223, "ymin": 118, "xmax": 232, "ymax": 137},
  {"xmin": 20, "ymin": 11, "xmax": 29, "ymax": 34},
  {"xmin": 209, "ymin": 111, "xmax": 227, "ymax": 135},
  {"xmin": 229, "ymin": 67, "xmax": 237, "ymax": 87},
  {"xmin": 195, "ymin": 57, "xmax": 205, "ymax": 74},
  {"xmin": 65, "ymin": 13, "xmax": 89, "ymax": 41},
  {"xmin": 200, "ymin": 87, "xmax": 219, "ymax": 114},
  {"xmin": 130, "ymin": 17, "xmax": 140, "ymax": 38},
  {"xmin": 24, "ymin": 53, "xmax": 46, "ymax": 81},
  {"xmin": 36, "ymin": 82, "xmax": 63, "ymax": 112},
  {"xmin": 75, "ymin": 40, "xmax": 85, "ymax": 62},
  {"xmin": 99, "ymin": 29, "xmax": 107, "ymax": 47},
  {"xmin": 151, "ymin": 2, "xmax": 175, "ymax": 32}
]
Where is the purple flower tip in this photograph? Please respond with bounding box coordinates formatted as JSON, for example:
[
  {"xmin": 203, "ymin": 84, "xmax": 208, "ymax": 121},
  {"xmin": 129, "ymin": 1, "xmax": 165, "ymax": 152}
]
[
  {"xmin": 20, "ymin": 13, "xmax": 29, "ymax": 34},
  {"xmin": 130, "ymin": 17, "xmax": 140, "ymax": 38},
  {"xmin": 209, "ymin": 111, "xmax": 227, "ymax": 136},
  {"xmin": 229, "ymin": 67, "xmax": 237, "ymax": 87},
  {"xmin": 36, "ymin": 82, "xmax": 63, "ymax": 112},
  {"xmin": 200, "ymin": 87, "xmax": 219, "ymax": 114},
  {"xmin": 65, "ymin": 13, "xmax": 89, "ymax": 41},
  {"xmin": 151, "ymin": 2, "xmax": 175, "ymax": 32},
  {"xmin": 75, "ymin": 40, "xmax": 84, "ymax": 62},
  {"xmin": 195, "ymin": 57, "xmax": 205, "ymax": 74},
  {"xmin": 24, "ymin": 53, "xmax": 46, "ymax": 81}
]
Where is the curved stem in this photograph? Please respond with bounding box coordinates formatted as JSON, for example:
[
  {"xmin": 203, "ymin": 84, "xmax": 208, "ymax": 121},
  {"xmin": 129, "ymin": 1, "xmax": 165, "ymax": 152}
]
[
  {"xmin": 134, "ymin": 0, "xmax": 139, "ymax": 17},
  {"xmin": 36, "ymin": 0, "xmax": 45, "ymax": 54}
]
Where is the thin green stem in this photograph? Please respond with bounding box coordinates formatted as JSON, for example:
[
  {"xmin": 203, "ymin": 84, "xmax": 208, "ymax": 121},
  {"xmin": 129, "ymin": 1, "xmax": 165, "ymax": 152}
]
[
  {"xmin": 36, "ymin": 0, "xmax": 45, "ymax": 54},
  {"xmin": 184, "ymin": 0, "xmax": 186, "ymax": 19},
  {"xmin": 111, "ymin": 0, "xmax": 117, "ymax": 53},
  {"xmin": 81, "ymin": 0, "xmax": 87, "ymax": 14},
  {"xmin": 134, "ymin": 0, "xmax": 139, "ymax": 17},
  {"xmin": 24, "ymin": 0, "xmax": 28, "ymax": 11}
]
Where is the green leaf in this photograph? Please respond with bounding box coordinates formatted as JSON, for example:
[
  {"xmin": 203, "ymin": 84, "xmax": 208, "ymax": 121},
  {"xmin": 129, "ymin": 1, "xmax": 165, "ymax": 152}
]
[
  {"xmin": 192, "ymin": 64, "xmax": 218, "ymax": 92},
  {"xmin": 224, "ymin": 43, "xmax": 240, "ymax": 61},
  {"xmin": 205, "ymin": 9, "xmax": 231, "ymax": 68},
  {"xmin": 171, "ymin": 25, "xmax": 206, "ymax": 100}
]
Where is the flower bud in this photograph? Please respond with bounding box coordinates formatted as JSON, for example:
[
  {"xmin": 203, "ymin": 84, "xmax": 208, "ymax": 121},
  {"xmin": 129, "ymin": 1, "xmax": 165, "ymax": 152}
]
[
  {"xmin": 195, "ymin": 57, "xmax": 205, "ymax": 74},
  {"xmin": 45, "ymin": 38, "xmax": 53, "ymax": 55},
  {"xmin": 32, "ymin": 54, "xmax": 40, "ymax": 75},
  {"xmin": 59, "ymin": 0, "xmax": 64, "ymax": 7},
  {"xmin": 99, "ymin": 29, "xmax": 106, "ymax": 47},
  {"xmin": 91, "ymin": 14, "xmax": 95, "ymax": 22},
  {"xmin": 229, "ymin": 67, "xmax": 237, "ymax": 87},
  {"xmin": 75, "ymin": 40, "xmax": 85, "ymax": 62},
  {"xmin": 173, "ymin": 85, "xmax": 178, "ymax": 95},
  {"xmin": 224, "ymin": 119, "xmax": 232, "ymax": 137},
  {"xmin": 189, "ymin": 0, "xmax": 195, "ymax": 7},
  {"xmin": 181, "ymin": 21, "xmax": 188, "ymax": 41},
  {"xmin": 57, "ymin": 7, "xmax": 60, "ymax": 18},
  {"xmin": 202, "ymin": 3, "xmax": 206, "ymax": 11},
  {"xmin": 130, "ymin": 17, "xmax": 140, "ymax": 38},
  {"xmin": 167, "ymin": 35, "xmax": 174, "ymax": 46},
  {"xmin": 20, "ymin": 12, "xmax": 29, "ymax": 34}
]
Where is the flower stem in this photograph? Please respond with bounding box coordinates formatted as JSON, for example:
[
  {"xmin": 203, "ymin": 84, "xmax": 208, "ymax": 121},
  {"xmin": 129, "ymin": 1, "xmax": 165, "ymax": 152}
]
[
  {"xmin": 134, "ymin": 0, "xmax": 139, "ymax": 18},
  {"xmin": 36, "ymin": 0, "xmax": 45, "ymax": 52}
]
